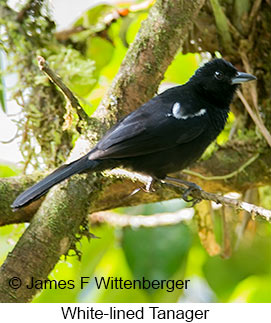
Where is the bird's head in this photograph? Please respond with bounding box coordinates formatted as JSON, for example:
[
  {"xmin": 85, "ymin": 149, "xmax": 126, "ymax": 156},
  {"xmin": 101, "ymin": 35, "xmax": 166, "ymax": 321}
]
[{"xmin": 190, "ymin": 58, "xmax": 256, "ymax": 108}]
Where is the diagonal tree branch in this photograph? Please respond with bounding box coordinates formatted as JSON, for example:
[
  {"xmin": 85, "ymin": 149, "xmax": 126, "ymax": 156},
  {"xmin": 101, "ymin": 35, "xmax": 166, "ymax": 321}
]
[{"xmin": 0, "ymin": 0, "xmax": 206, "ymax": 302}]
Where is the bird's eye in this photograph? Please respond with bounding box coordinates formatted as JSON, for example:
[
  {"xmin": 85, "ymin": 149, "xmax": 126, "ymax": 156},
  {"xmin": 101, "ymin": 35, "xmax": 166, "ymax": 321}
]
[{"xmin": 214, "ymin": 71, "xmax": 224, "ymax": 80}]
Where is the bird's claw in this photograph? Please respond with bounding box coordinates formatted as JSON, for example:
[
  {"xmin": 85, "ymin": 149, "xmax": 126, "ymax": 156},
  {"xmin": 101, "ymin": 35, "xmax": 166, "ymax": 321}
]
[
  {"xmin": 182, "ymin": 187, "xmax": 201, "ymax": 206},
  {"xmin": 162, "ymin": 176, "xmax": 202, "ymax": 205},
  {"xmin": 181, "ymin": 183, "xmax": 202, "ymax": 206}
]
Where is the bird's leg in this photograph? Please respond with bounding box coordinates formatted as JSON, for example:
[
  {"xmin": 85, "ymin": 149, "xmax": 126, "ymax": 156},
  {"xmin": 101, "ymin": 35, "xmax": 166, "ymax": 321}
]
[{"xmin": 162, "ymin": 176, "xmax": 202, "ymax": 205}]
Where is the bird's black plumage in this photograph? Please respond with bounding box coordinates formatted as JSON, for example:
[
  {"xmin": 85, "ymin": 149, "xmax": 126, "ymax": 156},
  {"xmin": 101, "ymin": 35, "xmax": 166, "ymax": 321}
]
[{"xmin": 12, "ymin": 59, "xmax": 256, "ymax": 209}]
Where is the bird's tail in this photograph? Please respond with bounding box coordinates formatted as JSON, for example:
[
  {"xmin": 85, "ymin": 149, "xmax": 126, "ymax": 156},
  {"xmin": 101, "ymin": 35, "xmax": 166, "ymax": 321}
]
[{"xmin": 11, "ymin": 155, "xmax": 101, "ymax": 210}]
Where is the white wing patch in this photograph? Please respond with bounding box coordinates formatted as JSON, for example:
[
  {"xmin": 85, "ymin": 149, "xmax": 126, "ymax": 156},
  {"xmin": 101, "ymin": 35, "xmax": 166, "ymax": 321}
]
[
  {"xmin": 170, "ymin": 102, "xmax": 206, "ymax": 120},
  {"xmin": 172, "ymin": 102, "xmax": 183, "ymax": 119}
]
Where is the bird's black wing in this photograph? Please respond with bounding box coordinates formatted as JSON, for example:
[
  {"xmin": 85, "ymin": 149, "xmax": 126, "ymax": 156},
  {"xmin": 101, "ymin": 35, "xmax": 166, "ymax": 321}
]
[{"xmin": 92, "ymin": 91, "xmax": 208, "ymax": 159}]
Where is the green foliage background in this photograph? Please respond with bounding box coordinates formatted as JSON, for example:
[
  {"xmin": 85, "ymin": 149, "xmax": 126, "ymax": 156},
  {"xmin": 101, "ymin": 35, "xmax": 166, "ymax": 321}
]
[{"xmin": 0, "ymin": 1, "xmax": 270, "ymax": 303}]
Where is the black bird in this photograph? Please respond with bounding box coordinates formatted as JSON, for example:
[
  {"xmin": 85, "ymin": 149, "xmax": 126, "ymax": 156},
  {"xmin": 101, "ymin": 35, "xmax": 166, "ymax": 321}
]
[{"xmin": 12, "ymin": 59, "xmax": 256, "ymax": 210}]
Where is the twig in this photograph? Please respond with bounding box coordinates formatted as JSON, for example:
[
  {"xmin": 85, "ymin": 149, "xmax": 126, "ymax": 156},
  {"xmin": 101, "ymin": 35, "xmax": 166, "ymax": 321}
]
[
  {"xmin": 183, "ymin": 153, "xmax": 259, "ymax": 181},
  {"xmin": 240, "ymin": 51, "xmax": 259, "ymax": 115},
  {"xmin": 249, "ymin": 0, "xmax": 262, "ymax": 23},
  {"xmin": 55, "ymin": 26, "xmax": 86, "ymax": 42},
  {"xmin": 37, "ymin": 56, "xmax": 89, "ymax": 122},
  {"xmin": 237, "ymin": 90, "xmax": 271, "ymax": 147},
  {"xmin": 108, "ymin": 168, "xmax": 271, "ymax": 221},
  {"xmin": 159, "ymin": 180, "xmax": 271, "ymax": 221},
  {"xmin": 191, "ymin": 188, "xmax": 271, "ymax": 221},
  {"xmin": 226, "ymin": 16, "xmax": 241, "ymax": 40},
  {"xmin": 90, "ymin": 208, "xmax": 194, "ymax": 228},
  {"xmin": 239, "ymin": 52, "xmax": 271, "ymax": 148},
  {"xmin": 209, "ymin": 0, "xmax": 232, "ymax": 52}
]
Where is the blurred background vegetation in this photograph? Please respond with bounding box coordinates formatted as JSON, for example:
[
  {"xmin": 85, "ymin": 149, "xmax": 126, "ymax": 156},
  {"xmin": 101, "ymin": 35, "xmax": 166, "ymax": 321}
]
[{"xmin": 0, "ymin": 0, "xmax": 270, "ymax": 303}]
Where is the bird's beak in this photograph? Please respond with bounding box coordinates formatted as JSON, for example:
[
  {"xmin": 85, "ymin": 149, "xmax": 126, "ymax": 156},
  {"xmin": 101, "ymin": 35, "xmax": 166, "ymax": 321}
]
[{"xmin": 231, "ymin": 71, "xmax": 256, "ymax": 84}]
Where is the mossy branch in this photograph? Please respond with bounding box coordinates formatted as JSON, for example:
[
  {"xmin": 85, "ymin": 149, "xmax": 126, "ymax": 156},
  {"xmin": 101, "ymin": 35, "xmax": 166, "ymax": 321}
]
[{"xmin": 1, "ymin": 142, "xmax": 271, "ymax": 227}]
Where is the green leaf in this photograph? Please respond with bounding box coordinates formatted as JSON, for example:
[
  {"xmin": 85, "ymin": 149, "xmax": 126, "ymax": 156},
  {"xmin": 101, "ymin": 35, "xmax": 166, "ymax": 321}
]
[
  {"xmin": 74, "ymin": 4, "xmax": 113, "ymax": 30},
  {"xmin": 230, "ymin": 275, "xmax": 271, "ymax": 303},
  {"xmin": 0, "ymin": 164, "xmax": 19, "ymax": 177},
  {"xmin": 125, "ymin": 13, "xmax": 148, "ymax": 46},
  {"xmin": 82, "ymin": 245, "xmax": 149, "ymax": 302},
  {"xmin": 258, "ymin": 185, "xmax": 271, "ymax": 210},
  {"xmin": 164, "ymin": 53, "xmax": 199, "ymax": 85},
  {"xmin": 117, "ymin": 199, "xmax": 187, "ymax": 216},
  {"xmin": 119, "ymin": 16, "xmax": 134, "ymax": 48},
  {"xmin": 86, "ymin": 36, "xmax": 114, "ymax": 70},
  {"xmin": 203, "ymin": 222, "xmax": 271, "ymax": 301},
  {"xmin": 122, "ymin": 223, "xmax": 192, "ymax": 299}
]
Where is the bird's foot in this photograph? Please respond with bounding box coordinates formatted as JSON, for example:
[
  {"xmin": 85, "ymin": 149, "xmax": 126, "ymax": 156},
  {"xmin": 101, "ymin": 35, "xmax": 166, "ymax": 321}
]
[
  {"xmin": 182, "ymin": 186, "xmax": 201, "ymax": 206},
  {"xmin": 163, "ymin": 176, "xmax": 202, "ymax": 206}
]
